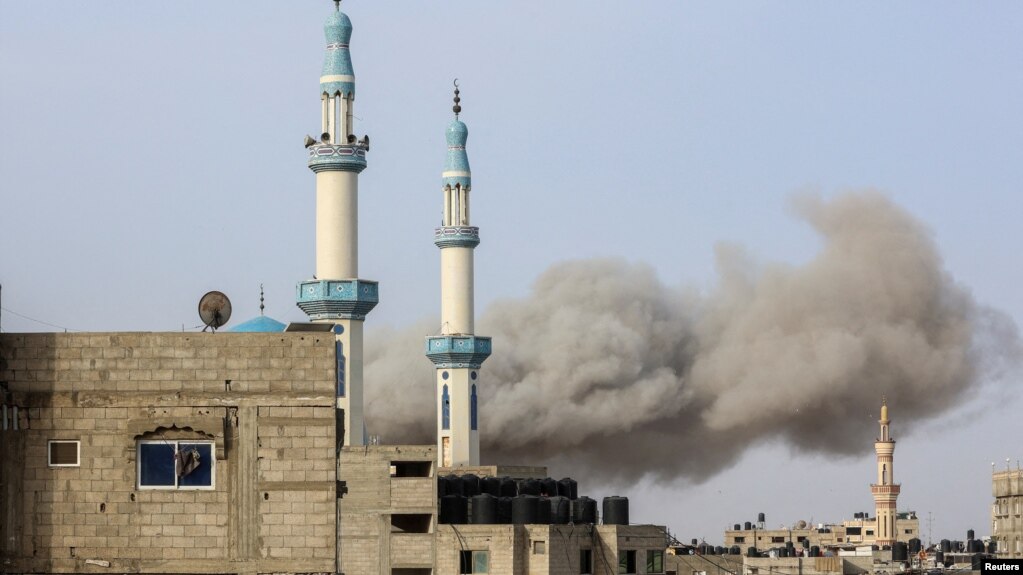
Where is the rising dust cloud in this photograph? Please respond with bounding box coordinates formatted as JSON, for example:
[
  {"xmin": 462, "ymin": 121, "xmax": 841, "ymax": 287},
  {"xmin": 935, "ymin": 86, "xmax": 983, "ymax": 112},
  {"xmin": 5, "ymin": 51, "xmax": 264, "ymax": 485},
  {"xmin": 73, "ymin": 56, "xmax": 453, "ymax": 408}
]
[{"xmin": 364, "ymin": 192, "xmax": 1019, "ymax": 483}]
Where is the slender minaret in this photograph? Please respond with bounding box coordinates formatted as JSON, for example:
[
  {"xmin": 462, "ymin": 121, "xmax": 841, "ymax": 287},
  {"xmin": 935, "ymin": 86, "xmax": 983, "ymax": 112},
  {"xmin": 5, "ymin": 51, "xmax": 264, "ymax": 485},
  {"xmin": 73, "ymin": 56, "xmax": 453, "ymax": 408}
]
[
  {"xmin": 426, "ymin": 83, "xmax": 491, "ymax": 468},
  {"xmin": 871, "ymin": 397, "xmax": 900, "ymax": 547},
  {"xmin": 297, "ymin": 1, "xmax": 377, "ymax": 447}
]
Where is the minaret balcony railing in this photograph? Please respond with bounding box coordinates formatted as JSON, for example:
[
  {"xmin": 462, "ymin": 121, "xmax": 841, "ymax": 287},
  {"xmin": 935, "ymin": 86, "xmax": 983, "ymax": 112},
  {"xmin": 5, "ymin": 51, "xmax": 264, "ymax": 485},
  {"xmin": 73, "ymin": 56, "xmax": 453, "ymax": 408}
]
[
  {"xmin": 434, "ymin": 226, "xmax": 480, "ymax": 249},
  {"xmin": 870, "ymin": 484, "xmax": 902, "ymax": 496},
  {"xmin": 308, "ymin": 143, "xmax": 368, "ymax": 173},
  {"xmin": 297, "ymin": 279, "xmax": 378, "ymax": 320},
  {"xmin": 425, "ymin": 335, "xmax": 492, "ymax": 368}
]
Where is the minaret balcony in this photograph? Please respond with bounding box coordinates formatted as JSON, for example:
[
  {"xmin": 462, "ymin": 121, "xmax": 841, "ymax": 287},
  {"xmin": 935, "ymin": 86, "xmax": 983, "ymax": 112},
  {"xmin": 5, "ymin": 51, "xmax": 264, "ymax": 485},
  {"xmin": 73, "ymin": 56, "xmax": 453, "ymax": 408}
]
[
  {"xmin": 308, "ymin": 143, "xmax": 368, "ymax": 173},
  {"xmin": 296, "ymin": 279, "xmax": 378, "ymax": 320},
  {"xmin": 425, "ymin": 335, "xmax": 491, "ymax": 368},
  {"xmin": 434, "ymin": 226, "xmax": 480, "ymax": 248},
  {"xmin": 870, "ymin": 484, "xmax": 901, "ymax": 496}
]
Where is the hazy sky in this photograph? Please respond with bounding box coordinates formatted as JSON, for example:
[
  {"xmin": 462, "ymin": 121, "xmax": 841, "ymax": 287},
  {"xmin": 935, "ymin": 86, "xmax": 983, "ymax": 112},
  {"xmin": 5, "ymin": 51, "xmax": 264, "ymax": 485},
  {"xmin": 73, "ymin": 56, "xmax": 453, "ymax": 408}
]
[{"xmin": 2, "ymin": 1, "xmax": 1021, "ymax": 544}]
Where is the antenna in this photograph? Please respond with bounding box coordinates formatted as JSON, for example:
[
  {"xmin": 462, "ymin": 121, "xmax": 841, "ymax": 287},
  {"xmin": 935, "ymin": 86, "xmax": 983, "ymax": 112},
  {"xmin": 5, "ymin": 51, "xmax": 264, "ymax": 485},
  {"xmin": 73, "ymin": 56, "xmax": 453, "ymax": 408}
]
[{"xmin": 198, "ymin": 291, "xmax": 232, "ymax": 332}]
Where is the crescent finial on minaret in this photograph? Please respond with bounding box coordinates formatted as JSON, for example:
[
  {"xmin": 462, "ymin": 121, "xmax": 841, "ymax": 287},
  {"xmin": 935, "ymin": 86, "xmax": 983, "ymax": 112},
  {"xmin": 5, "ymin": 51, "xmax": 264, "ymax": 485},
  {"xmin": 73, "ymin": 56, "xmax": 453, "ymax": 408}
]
[{"xmin": 453, "ymin": 79, "xmax": 462, "ymax": 119}]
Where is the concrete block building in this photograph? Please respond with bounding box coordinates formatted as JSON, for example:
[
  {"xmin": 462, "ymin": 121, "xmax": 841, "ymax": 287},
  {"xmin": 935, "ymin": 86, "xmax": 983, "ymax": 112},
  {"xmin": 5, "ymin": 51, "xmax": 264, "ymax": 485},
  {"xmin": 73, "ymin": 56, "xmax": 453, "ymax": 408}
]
[
  {"xmin": 991, "ymin": 466, "xmax": 1022, "ymax": 557},
  {"xmin": 0, "ymin": 332, "xmax": 340, "ymax": 573}
]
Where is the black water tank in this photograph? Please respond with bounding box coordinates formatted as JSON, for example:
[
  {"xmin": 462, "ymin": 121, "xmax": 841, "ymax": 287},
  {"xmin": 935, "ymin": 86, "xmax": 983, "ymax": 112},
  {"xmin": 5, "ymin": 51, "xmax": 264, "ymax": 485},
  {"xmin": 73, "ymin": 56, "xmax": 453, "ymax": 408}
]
[
  {"xmin": 744, "ymin": 521, "xmax": 753, "ymax": 530},
  {"xmin": 481, "ymin": 476, "xmax": 501, "ymax": 497},
  {"xmin": 730, "ymin": 545, "xmax": 741, "ymax": 555},
  {"xmin": 536, "ymin": 497, "xmax": 552, "ymax": 523},
  {"xmin": 988, "ymin": 541, "xmax": 998, "ymax": 554},
  {"xmin": 778, "ymin": 548, "xmax": 788, "ymax": 558},
  {"xmin": 497, "ymin": 496, "xmax": 513, "ymax": 524},
  {"xmin": 734, "ymin": 524, "xmax": 741, "ymax": 531},
  {"xmin": 967, "ymin": 529, "xmax": 975, "ymax": 540},
  {"xmin": 935, "ymin": 551, "xmax": 944, "ymax": 564},
  {"xmin": 470, "ymin": 494, "xmax": 498, "ymax": 524},
  {"xmin": 519, "ymin": 478, "xmax": 541, "ymax": 496},
  {"xmin": 692, "ymin": 539, "xmax": 698, "ymax": 546},
  {"xmin": 810, "ymin": 546, "xmax": 820, "ymax": 558},
  {"xmin": 512, "ymin": 495, "xmax": 539, "ymax": 524},
  {"xmin": 716, "ymin": 546, "xmax": 727, "ymax": 555},
  {"xmin": 437, "ymin": 475, "xmax": 449, "ymax": 498},
  {"xmin": 462, "ymin": 474, "xmax": 481, "ymax": 497},
  {"xmin": 970, "ymin": 540, "xmax": 985, "ymax": 553},
  {"xmin": 786, "ymin": 541, "xmax": 794, "ymax": 550},
  {"xmin": 540, "ymin": 477, "xmax": 558, "ymax": 497},
  {"xmin": 802, "ymin": 539, "xmax": 810, "ymax": 549},
  {"xmin": 571, "ymin": 496, "xmax": 597, "ymax": 524},
  {"xmin": 971, "ymin": 554, "xmax": 985, "ymax": 571},
  {"xmin": 758, "ymin": 512, "xmax": 766, "ymax": 523},
  {"xmin": 549, "ymin": 496, "xmax": 570, "ymax": 524},
  {"xmin": 954, "ymin": 540, "xmax": 964, "ymax": 552},
  {"xmin": 439, "ymin": 495, "xmax": 468, "ymax": 524},
  {"xmin": 445, "ymin": 475, "xmax": 464, "ymax": 497},
  {"xmin": 940, "ymin": 539, "xmax": 951, "ymax": 553},
  {"xmin": 893, "ymin": 542, "xmax": 908, "ymax": 561},
  {"xmin": 908, "ymin": 538, "xmax": 921, "ymax": 554},
  {"xmin": 558, "ymin": 478, "xmax": 579, "ymax": 500},
  {"xmin": 602, "ymin": 496, "xmax": 629, "ymax": 525},
  {"xmin": 499, "ymin": 477, "xmax": 518, "ymax": 498},
  {"xmin": 747, "ymin": 547, "xmax": 758, "ymax": 557}
]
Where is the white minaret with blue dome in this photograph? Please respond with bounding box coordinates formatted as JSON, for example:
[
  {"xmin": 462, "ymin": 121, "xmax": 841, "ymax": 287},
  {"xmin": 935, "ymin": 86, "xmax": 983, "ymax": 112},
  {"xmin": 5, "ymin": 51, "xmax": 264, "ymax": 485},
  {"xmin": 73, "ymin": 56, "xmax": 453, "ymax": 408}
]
[
  {"xmin": 426, "ymin": 84, "xmax": 491, "ymax": 468},
  {"xmin": 296, "ymin": 1, "xmax": 376, "ymax": 447}
]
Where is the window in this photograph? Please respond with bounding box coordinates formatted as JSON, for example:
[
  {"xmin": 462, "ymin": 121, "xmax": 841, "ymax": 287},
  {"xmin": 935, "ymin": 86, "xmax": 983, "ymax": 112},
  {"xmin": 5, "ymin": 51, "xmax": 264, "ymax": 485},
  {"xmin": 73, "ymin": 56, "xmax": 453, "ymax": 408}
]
[
  {"xmin": 771, "ymin": 536, "xmax": 785, "ymax": 543},
  {"xmin": 580, "ymin": 549, "xmax": 593, "ymax": 574},
  {"xmin": 865, "ymin": 530, "xmax": 874, "ymax": 536},
  {"xmin": 533, "ymin": 540, "xmax": 546, "ymax": 554},
  {"xmin": 618, "ymin": 550, "xmax": 636, "ymax": 574},
  {"xmin": 460, "ymin": 550, "xmax": 488, "ymax": 574},
  {"xmin": 336, "ymin": 340, "xmax": 346, "ymax": 397},
  {"xmin": 390, "ymin": 460, "xmax": 432, "ymax": 478},
  {"xmin": 846, "ymin": 527, "xmax": 862, "ymax": 536},
  {"xmin": 390, "ymin": 514, "xmax": 431, "ymax": 533},
  {"xmin": 442, "ymin": 385, "xmax": 450, "ymax": 430},
  {"xmin": 734, "ymin": 536, "xmax": 745, "ymax": 543},
  {"xmin": 646, "ymin": 550, "xmax": 664, "ymax": 574},
  {"xmin": 470, "ymin": 384, "xmax": 478, "ymax": 431},
  {"xmin": 137, "ymin": 440, "xmax": 214, "ymax": 489},
  {"xmin": 48, "ymin": 440, "xmax": 80, "ymax": 467},
  {"xmin": 904, "ymin": 529, "xmax": 913, "ymax": 534}
]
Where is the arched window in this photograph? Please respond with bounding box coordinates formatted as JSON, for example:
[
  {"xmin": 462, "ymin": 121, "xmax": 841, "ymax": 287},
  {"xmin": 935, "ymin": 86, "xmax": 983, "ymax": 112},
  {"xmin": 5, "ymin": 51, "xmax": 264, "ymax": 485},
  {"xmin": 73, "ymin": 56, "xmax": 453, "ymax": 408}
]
[
  {"xmin": 335, "ymin": 340, "xmax": 346, "ymax": 397},
  {"xmin": 470, "ymin": 384, "xmax": 478, "ymax": 431},
  {"xmin": 442, "ymin": 385, "xmax": 450, "ymax": 430}
]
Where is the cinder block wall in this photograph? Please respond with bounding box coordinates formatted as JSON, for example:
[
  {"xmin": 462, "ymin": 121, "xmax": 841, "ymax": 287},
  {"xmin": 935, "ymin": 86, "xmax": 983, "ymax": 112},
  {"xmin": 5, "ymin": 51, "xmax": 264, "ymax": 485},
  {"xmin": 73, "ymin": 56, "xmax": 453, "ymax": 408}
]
[{"xmin": 0, "ymin": 332, "xmax": 337, "ymax": 574}]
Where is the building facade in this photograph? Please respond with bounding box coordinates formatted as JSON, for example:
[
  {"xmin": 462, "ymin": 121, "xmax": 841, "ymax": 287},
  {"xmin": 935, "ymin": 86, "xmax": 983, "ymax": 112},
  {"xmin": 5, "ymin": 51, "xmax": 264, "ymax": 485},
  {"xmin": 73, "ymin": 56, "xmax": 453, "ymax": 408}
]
[
  {"xmin": 992, "ymin": 466, "xmax": 1022, "ymax": 557},
  {"xmin": 0, "ymin": 332, "xmax": 339, "ymax": 573}
]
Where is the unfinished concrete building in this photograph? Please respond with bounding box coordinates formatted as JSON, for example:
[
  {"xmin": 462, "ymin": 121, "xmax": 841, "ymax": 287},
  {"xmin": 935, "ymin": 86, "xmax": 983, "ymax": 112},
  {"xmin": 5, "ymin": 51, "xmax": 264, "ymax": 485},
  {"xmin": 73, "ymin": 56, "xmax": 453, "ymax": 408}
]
[{"xmin": 0, "ymin": 332, "xmax": 340, "ymax": 573}]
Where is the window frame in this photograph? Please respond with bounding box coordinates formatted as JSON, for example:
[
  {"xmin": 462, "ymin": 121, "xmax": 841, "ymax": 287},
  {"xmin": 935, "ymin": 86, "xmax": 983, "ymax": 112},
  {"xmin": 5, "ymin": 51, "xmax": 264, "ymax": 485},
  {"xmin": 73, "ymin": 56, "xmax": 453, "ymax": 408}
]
[
  {"xmin": 136, "ymin": 439, "xmax": 216, "ymax": 491},
  {"xmin": 47, "ymin": 440, "xmax": 81, "ymax": 467},
  {"xmin": 459, "ymin": 550, "xmax": 489, "ymax": 574},
  {"xmin": 618, "ymin": 549, "xmax": 637, "ymax": 574},
  {"xmin": 580, "ymin": 548, "xmax": 593, "ymax": 574},
  {"xmin": 647, "ymin": 550, "xmax": 665, "ymax": 574}
]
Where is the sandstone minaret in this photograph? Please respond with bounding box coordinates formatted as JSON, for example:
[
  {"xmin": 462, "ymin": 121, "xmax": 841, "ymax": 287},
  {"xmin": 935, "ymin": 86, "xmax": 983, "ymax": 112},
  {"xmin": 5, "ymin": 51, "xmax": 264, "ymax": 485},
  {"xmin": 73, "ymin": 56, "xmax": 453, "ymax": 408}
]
[
  {"xmin": 426, "ymin": 84, "xmax": 491, "ymax": 467},
  {"xmin": 871, "ymin": 398, "xmax": 900, "ymax": 547},
  {"xmin": 297, "ymin": 1, "xmax": 376, "ymax": 447}
]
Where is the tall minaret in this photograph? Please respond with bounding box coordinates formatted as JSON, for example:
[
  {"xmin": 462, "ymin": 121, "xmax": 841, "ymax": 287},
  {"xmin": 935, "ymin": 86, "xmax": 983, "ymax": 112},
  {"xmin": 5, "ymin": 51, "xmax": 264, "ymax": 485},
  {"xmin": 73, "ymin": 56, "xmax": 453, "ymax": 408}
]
[
  {"xmin": 297, "ymin": 1, "xmax": 377, "ymax": 447},
  {"xmin": 425, "ymin": 84, "xmax": 492, "ymax": 468},
  {"xmin": 871, "ymin": 397, "xmax": 900, "ymax": 547}
]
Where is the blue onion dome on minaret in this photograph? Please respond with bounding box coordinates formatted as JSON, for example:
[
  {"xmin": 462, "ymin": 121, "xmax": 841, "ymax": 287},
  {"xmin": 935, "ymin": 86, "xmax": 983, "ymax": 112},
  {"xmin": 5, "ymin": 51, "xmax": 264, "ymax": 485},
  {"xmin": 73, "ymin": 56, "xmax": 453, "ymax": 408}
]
[
  {"xmin": 321, "ymin": 1, "xmax": 355, "ymax": 97},
  {"xmin": 443, "ymin": 82, "xmax": 471, "ymax": 190},
  {"xmin": 230, "ymin": 285, "xmax": 287, "ymax": 333}
]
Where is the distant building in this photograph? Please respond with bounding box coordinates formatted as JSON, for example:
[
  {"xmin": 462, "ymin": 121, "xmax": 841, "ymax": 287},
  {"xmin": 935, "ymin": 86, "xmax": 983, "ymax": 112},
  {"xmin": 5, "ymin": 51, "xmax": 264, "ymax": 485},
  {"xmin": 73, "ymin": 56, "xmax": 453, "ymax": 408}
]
[
  {"xmin": 723, "ymin": 400, "xmax": 919, "ymax": 552},
  {"xmin": 992, "ymin": 465, "xmax": 1022, "ymax": 557}
]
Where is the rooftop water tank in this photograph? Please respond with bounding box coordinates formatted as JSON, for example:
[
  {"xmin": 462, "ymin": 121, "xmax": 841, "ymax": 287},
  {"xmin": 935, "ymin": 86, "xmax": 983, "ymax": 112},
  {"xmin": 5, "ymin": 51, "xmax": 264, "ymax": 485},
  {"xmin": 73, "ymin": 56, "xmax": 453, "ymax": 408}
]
[
  {"xmin": 571, "ymin": 496, "xmax": 597, "ymax": 524},
  {"xmin": 439, "ymin": 495, "xmax": 468, "ymax": 524},
  {"xmin": 470, "ymin": 494, "xmax": 498, "ymax": 525},
  {"xmin": 512, "ymin": 495, "xmax": 539, "ymax": 524},
  {"xmin": 461, "ymin": 474, "xmax": 481, "ymax": 497},
  {"xmin": 549, "ymin": 496, "xmax": 570, "ymax": 524},
  {"xmin": 602, "ymin": 496, "xmax": 629, "ymax": 526}
]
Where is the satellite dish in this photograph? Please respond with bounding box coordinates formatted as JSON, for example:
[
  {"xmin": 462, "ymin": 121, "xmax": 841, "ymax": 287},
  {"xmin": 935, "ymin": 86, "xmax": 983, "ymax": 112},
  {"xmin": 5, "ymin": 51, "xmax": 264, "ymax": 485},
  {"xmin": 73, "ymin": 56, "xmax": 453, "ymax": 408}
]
[{"xmin": 198, "ymin": 291, "xmax": 232, "ymax": 332}]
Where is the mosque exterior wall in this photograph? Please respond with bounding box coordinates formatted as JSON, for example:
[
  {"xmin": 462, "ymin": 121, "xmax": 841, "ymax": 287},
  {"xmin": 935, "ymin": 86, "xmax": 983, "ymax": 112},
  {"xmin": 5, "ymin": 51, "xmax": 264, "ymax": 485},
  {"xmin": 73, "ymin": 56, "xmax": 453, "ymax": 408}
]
[{"xmin": 0, "ymin": 332, "xmax": 338, "ymax": 574}]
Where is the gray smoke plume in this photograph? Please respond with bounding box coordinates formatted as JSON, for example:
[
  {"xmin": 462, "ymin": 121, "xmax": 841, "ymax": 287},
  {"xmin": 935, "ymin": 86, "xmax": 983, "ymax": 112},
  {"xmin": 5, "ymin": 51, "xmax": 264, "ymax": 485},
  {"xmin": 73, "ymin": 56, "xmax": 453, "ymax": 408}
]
[{"xmin": 364, "ymin": 191, "xmax": 1019, "ymax": 482}]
